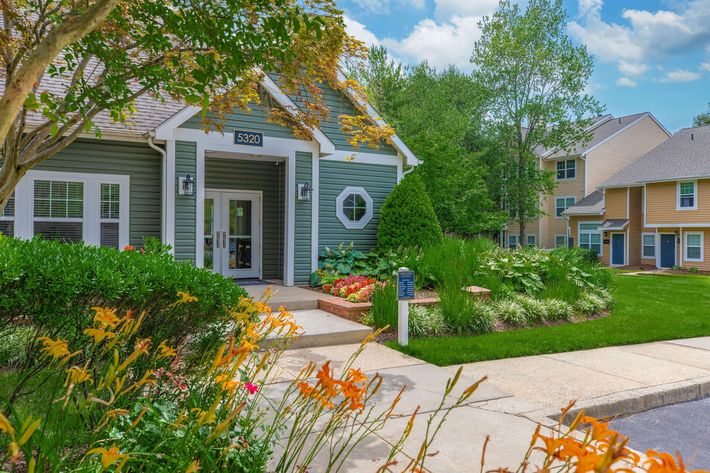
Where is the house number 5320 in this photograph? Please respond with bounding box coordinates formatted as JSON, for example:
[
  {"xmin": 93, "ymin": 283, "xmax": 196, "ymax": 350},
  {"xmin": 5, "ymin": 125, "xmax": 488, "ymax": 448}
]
[{"xmin": 234, "ymin": 130, "xmax": 264, "ymax": 147}]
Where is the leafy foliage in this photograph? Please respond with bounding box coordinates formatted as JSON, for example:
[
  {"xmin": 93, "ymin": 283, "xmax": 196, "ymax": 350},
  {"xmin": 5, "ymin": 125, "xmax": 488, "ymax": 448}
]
[
  {"xmin": 493, "ymin": 299, "xmax": 527, "ymax": 327},
  {"xmin": 0, "ymin": 236, "xmax": 248, "ymax": 366},
  {"xmin": 693, "ymin": 102, "xmax": 710, "ymax": 127},
  {"xmin": 0, "ymin": 0, "xmax": 390, "ymax": 211},
  {"xmin": 353, "ymin": 48, "xmax": 506, "ymax": 235},
  {"xmin": 313, "ymin": 243, "xmax": 405, "ymax": 285},
  {"xmin": 408, "ymin": 305, "xmax": 447, "ymax": 338},
  {"xmin": 473, "ymin": 0, "xmax": 603, "ymax": 241},
  {"xmin": 377, "ymin": 173, "xmax": 443, "ymax": 251}
]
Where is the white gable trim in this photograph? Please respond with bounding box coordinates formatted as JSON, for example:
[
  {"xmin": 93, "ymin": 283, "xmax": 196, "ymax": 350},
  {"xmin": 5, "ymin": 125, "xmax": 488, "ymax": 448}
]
[
  {"xmin": 582, "ymin": 112, "xmax": 671, "ymax": 160},
  {"xmin": 154, "ymin": 76, "xmax": 336, "ymax": 155},
  {"xmin": 259, "ymin": 73, "xmax": 336, "ymax": 155},
  {"xmin": 335, "ymin": 69, "xmax": 420, "ymax": 167}
]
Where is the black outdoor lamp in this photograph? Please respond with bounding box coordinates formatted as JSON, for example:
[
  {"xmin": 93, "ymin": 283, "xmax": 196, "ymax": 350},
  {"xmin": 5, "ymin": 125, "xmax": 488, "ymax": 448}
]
[
  {"xmin": 298, "ymin": 182, "xmax": 313, "ymax": 201},
  {"xmin": 179, "ymin": 174, "xmax": 195, "ymax": 196}
]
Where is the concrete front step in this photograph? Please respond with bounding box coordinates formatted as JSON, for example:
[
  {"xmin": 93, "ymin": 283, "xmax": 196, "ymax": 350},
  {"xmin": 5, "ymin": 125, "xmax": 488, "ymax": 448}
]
[
  {"xmin": 243, "ymin": 284, "xmax": 322, "ymax": 311},
  {"xmin": 266, "ymin": 309, "xmax": 373, "ymax": 349}
]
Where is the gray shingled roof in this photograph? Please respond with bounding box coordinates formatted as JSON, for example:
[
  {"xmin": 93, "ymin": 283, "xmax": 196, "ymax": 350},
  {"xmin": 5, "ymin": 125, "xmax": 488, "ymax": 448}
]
[
  {"xmin": 542, "ymin": 112, "xmax": 651, "ymax": 159},
  {"xmin": 562, "ymin": 190, "xmax": 604, "ymax": 215},
  {"xmin": 0, "ymin": 71, "xmax": 187, "ymax": 136},
  {"xmin": 600, "ymin": 219, "xmax": 629, "ymax": 230},
  {"xmin": 601, "ymin": 125, "xmax": 710, "ymax": 188}
]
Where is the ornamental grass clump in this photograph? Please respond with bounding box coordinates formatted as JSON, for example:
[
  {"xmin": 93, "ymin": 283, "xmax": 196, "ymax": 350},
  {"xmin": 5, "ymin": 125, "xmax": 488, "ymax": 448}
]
[
  {"xmin": 493, "ymin": 299, "xmax": 527, "ymax": 327},
  {"xmin": 512, "ymin": 294, "xmax": 549, "ymax": 324},
  {"xmin": 576, "ymin": 292, "xmax": 609, "ymax": 315},
  {"xmin": 543, "ymin": 298, "xmax": 575, "ymax": 322},
  {"xmin": 408, "ymin": 305, "xmax": 446, "ymax": 337}
]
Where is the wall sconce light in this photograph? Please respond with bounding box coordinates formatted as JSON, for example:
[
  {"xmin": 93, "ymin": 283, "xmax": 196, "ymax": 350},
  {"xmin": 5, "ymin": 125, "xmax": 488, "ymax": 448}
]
[
  {"xmin": 297, "ymin": 182, "xmax": 313, "ymax": 201},
  {"xmin": 178, "ymin": 174, "xmax": 195, "ymax": 196}
]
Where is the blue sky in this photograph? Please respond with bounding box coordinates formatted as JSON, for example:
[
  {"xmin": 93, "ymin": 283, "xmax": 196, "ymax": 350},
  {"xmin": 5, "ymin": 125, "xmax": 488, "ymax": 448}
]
[{"xmin": 341, "ymin": 0, "xmax": 710, "ymax": 132}]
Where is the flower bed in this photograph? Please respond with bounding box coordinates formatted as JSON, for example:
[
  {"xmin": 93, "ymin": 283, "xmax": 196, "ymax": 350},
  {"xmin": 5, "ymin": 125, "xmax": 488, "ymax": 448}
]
[{"xmin": 323, "ymin": 275, "xmax": 384, "ymax": 303}]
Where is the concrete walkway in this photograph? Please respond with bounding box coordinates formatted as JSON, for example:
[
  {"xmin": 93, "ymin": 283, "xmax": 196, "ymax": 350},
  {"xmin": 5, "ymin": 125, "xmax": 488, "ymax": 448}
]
[
  {"xmin": 269, "ymin": 337, "xmax": 710, "ymax": 471},
  {"xmin": 454, "ymin": 337, "xmax": 710, "ymax": 422},
  {"xmin": 270, "ymin": 343, "xmax": 540, "ymax": 471}
]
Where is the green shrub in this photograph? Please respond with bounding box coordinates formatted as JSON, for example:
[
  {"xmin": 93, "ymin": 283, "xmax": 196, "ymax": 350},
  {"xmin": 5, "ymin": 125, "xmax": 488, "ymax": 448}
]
[
  {"xmin": 376, "ymin": 173, "xmax": 443, "ymax": 251},
  {"xmin": 575, "ymin": 292, "xmax": 608, "ymax": 315},
  {"xmin": 493, "ymin": 299, "xmax": 527, "ymax": 326},
  {"xmin": 461, "ymin": 300, "xmax": 495, "ymax": 335},
  {"xmin": 0, "ymin": 236, "xmax": 248, "ymax": 356},
  {"xmin": 369, "ymin": 283, "xmax": 398, "ymax": 329},
  {"xmin": 542, "ymin": 299, "xmax": 574, "ymax": 322},
  {"xmin": 595, "ymin": 288, "xmax": 613, "ymax": 307},
  {"xmin": 512, "ymin": 294, "xmax": 548, "ymax": 324},
  {"xmin": 408, "ymin": 305, "xmax": 446, "ymax": 337}
]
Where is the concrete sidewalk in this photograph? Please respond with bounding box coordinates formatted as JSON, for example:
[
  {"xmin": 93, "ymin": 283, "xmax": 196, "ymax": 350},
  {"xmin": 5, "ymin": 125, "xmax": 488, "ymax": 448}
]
[
  {"xmin": 454, "ymin": 337, "xmax": 710, "ymax": 422},
  {"xmin": 270, "ymin": 343, "xmax": 540, "ymax": 471},
  {"xmin": 269, "ymin": 337, "xmax": 710, "ymax": 471}
]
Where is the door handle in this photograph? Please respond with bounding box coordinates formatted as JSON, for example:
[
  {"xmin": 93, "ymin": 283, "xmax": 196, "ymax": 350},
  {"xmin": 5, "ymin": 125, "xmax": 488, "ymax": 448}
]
[{"xmin": 215, "ymin": 231, "xmax": 220, "ymax": 249}]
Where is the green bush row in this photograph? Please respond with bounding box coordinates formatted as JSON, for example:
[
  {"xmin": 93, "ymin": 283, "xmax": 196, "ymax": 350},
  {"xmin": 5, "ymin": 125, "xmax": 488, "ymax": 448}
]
[{"xmin": 0, "ymin": 236, "xmax": 248, "ymax": 353}]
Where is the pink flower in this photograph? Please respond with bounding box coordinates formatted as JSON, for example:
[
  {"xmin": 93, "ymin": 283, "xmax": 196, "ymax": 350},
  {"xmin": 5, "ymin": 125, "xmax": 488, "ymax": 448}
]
[{"xmin": 244, "ymin": 382, "xmax": 259, "ymax": 395}]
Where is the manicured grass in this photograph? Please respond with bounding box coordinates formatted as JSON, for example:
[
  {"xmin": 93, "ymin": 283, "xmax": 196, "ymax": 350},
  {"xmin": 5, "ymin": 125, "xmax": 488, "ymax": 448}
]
[{"xmin": 389, "ymin": 274, "xmax": 710, "ymax": 366}]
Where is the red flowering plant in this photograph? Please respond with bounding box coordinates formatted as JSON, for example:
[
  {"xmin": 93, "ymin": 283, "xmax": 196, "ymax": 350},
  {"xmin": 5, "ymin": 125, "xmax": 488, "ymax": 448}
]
[{"xmin": 324, "ymin": 275, "xmax": 382, "ymax": 302}]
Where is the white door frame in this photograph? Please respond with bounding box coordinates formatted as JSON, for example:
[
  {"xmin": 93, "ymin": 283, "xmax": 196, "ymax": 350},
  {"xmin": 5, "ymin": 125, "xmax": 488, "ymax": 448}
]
[
  {"xmin": 610, "ymin": 232, "xmax": 626, "ymax": 267},
  {"xmin": 204, "ymin": 189, "xmax": 263, "ymax": 279}
]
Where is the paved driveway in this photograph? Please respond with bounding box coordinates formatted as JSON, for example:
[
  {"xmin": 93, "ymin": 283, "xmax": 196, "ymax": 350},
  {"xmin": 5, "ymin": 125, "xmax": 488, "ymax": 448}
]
[{"xmin": 610, "ymin": 398, "xmax": 710, "ymax": 470}]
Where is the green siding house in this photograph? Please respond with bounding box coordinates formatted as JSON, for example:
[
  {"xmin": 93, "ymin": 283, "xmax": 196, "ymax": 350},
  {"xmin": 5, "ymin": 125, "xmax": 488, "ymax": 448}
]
[{"xmin": 4, "ymin": 74, "xmax": 419, "ymax": 286}]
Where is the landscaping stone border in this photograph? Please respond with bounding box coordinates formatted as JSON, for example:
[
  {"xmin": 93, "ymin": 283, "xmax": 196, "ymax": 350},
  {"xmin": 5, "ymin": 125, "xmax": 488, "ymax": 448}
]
[{"xmin": 318, "ymin": 296, "xmax": 439, "ymax": 322}]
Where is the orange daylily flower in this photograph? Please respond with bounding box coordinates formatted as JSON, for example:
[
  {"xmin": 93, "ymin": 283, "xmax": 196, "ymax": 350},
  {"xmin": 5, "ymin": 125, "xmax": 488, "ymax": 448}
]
[
  {"xmin": 38, "ymin": 337, "xmax": 78, "ymax": 363},
  {"xmin": 156, "ymin": 341, "xmax": 177, "ymax": 360},
  {"xmin": 65, "ymin": 366, "xmax": 93, "ymax": 386},
  {"xmin": 86, "ymin": 445, "xmax": 128, "ymax": 469},
  {"xmin": 84, "ymin": 328, "xmax": 117, "ymax": 343},
  {"xmin": 176, "ymin": 291, "xmax": 198, "ymax": 304},
  {"xmin": 92, "ymin": 307, "xmax": 121, "ymax": 329},
  {"xmin": 347, "ymin": 368, "xmax": 367, "ymax": 384}
]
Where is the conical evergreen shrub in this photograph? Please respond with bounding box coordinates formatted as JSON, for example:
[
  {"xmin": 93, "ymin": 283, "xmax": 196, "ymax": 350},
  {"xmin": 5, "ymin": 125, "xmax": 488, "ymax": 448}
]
[{"xmin": 376, "ymin": 173, "xmax": 443, "ymax": 250}]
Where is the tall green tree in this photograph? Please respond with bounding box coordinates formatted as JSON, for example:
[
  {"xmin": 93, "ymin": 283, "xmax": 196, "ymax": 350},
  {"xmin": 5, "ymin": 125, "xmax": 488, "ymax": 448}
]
[
  {"xmin": 0, "ymin": 0, "xmax": 383, "ymax": 210},
  {"xmin": 693, "ymin": 103, "xmax": 710, "ymax": 127},
  {"xmin": 472, "ymin": 0, "xmax": 603, "ymax": 243},
  {"xmin": 354, "ymin": 49, "xmax": 506, "ymax": 236}
]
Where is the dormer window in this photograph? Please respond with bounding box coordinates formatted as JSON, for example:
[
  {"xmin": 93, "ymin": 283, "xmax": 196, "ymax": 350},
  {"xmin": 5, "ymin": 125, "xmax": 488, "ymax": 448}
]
[
  {"xmin": 677, "ymin": 181, "xmax": 697, "ymax": 210},
  {"xmin": 556, "ymin": 159, "xmax": 576, "ymax": 180}
]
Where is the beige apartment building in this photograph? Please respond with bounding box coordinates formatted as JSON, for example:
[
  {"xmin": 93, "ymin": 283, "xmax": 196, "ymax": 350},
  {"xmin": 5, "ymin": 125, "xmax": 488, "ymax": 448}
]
[
  {"xmin": 566, "ymin": 125, "xmax": 710, "ymax": 270},
  {"xmin": 503, "ymin": 112, "xmax": 670, "ymax": 249}
]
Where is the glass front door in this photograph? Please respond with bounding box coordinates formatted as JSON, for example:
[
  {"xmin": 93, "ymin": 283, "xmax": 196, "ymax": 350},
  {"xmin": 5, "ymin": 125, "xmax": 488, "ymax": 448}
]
[{"xmin": 204, "ymin": 190, "xmax": 261, "ymax": 279}]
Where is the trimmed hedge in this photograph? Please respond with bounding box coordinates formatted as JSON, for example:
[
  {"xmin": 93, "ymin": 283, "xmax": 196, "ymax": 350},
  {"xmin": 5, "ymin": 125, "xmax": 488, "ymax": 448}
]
[
  {"xmin": 376, "ymin": 173, "xmax": 443, "ymax": 251},
  {"xmin": 0, "ymin": 236, "xmax": 248, "ymax": 349}
]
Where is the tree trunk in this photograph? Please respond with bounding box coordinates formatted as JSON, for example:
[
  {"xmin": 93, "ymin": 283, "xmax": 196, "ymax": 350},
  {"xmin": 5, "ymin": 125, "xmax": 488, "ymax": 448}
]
[
  {"xmin": 0, "ymin": 166, "xmax": 22, "ymax": 214},
  {"xmin": 519, "ymin": 220, "xmax": 526, "ymax": 248}
]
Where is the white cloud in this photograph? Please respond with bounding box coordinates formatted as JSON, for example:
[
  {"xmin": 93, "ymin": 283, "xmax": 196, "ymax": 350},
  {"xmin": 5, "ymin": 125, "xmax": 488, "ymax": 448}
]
[
  {"xmin": 345, "ymin": 16, "xmax": 380, "ymax": 47},
  {"xmin": 433, "ymin": 0, "xmax": 498, "ymax": 20},
  {"xmin": 617, "ymin": 61, "xmax": 649, "ymax": 76},
  {"xmin": 569, "ymin": 0, "xmax": 710, "ymax": 71},
  {"xmin": 382, "ymin": 16, "xmax": 484, "ymax": 71},
  {"xmin": 616, "ymin": 77, "xmax": 637, "ymax": 88},
  {"xmin": 659, "ymin": 69, "xmax": 702, "ymax": 83},
  {"xmin": 701, "ymin": 62, "xmax": 710, "ymax": 72}
]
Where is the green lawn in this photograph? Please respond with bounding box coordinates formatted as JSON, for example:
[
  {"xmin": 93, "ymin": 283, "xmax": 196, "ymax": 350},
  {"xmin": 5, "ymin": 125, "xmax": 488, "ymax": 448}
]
[{"xmin": 389, "ymin": 274, "xmax": 710, "ymax": 366}]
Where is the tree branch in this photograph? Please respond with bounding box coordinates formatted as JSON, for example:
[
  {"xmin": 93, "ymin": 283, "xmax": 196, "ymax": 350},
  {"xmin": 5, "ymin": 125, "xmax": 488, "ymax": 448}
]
[{"xmin": 0, "ymin": 0, "xmax": 127, "ymax": 154}]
